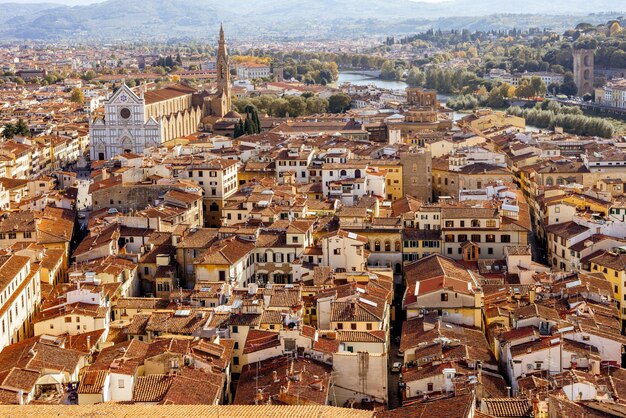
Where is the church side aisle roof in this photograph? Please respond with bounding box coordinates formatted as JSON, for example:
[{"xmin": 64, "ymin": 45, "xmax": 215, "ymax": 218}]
[{"xmin": 144, "ymin": 84, "xmax": 197, "ymax": 105}]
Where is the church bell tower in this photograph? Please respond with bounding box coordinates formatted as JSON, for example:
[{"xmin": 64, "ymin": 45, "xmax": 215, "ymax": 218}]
[{"xmin": 216, "ymin": 24, "xmax": 232, "ymax": 116}]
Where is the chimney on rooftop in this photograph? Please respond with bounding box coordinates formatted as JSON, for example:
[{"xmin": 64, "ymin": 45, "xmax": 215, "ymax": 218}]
[{"xmin": 87, "ymin": 336, "xmax": 91, "ymax": 351}]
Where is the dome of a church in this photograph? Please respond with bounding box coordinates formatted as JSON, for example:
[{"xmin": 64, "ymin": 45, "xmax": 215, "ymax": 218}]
[{"xmin": 224, "ymin": 110, "xmax": 242, "ymax": 119}]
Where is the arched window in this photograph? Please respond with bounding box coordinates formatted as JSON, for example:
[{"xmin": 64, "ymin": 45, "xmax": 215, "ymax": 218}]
[
  {"xmin": 556, "ymin": 177, "xmax": 564, "ymax": 185},
  {"xmin": 385, "ymin": 241, "xmax": 391, "ymax": 252},
  {"xmin": 545, "ymin": 177, "xmax": 554, "ymax": 186},
  {"xmin": 395, "ymin": 263, "xmax": 402, "ymax": 275},
  {"xmin": 374, "ymin": 241, "xmax": 381, "ymax": 252},
  {"xmin": 355, "ymin": 169, "xmax": 361, "ymax": 178},
  {"xmin": 209, "ymin": 202, "xmax": 219, "ymax": 212},
  {"xmin": 340, "ymin": 169, "xmax": 347, "ymax": 177}
]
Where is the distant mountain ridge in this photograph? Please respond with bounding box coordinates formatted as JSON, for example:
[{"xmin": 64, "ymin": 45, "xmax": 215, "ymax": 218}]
[{"xmin": 0, "ymin": 0, "xmax": 623, "ymax": 41}]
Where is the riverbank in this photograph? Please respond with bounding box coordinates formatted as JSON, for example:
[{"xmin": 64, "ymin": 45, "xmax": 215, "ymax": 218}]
[{"xmin": 337, "ymin": 71, "xmax": 408, "ymax": 90}]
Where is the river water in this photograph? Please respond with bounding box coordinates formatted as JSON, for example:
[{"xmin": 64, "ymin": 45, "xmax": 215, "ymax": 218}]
[
  {"xmin": 338, "ymin": 71, "xmax": 540, "ymax": 129},
  {"xmin": 338, "ymin": 71, "xmax": 409, "ymax": 91}
]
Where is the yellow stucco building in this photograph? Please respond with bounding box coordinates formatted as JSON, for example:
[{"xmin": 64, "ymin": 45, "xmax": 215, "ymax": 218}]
[{"xmin": 589, "ymin": 251, "xmax": 626, "ymax": 329}]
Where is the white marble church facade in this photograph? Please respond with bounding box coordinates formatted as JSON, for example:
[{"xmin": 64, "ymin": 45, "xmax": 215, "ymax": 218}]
[{"xmin": 89, "ymin": 84, "xmax": 161, "ymax": 161}]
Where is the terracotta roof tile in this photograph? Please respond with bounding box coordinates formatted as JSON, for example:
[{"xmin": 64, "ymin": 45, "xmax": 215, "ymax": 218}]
[
  {"xmin": 482, "ymin": 398, "xmax": 532, "ymax": 417},
  {"xmin": 0, "ymin": 404, "xmax": 375, "ymax": 417},
  {"xmin": 132, "ymin": 374, "xmax": 173, "ymax": 402},
  {"xmin": 375, "ymin": 393, "xmax": 474, "ymax": 418}
]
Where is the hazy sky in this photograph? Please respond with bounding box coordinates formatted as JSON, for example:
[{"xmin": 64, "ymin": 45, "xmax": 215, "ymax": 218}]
[{"xmin": 1, "ymin": 0, "xmax": 451, "ymax": 3}]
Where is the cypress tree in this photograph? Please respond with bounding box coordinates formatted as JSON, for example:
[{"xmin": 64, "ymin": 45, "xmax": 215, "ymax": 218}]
[{"xmin": 252, "ymin": 108, "xmax": 261, "ymax": 133}]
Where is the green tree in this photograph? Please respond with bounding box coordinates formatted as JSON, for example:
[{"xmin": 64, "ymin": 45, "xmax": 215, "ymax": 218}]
[
  {"xmin": 70, "ymin": 88, "xmax": 85, "ymax": 105},
  {"xmin": 83, "ymin": 70, "xmax": 96, "ymax": 81},
  {"xmin": 547, "ymin": 83, "xmax": 560, "ymax": 95},
  {"xmin": 530, "ymin": 76, "xmax": 547, "ymax": 97},
  {"xmin": 406, "ymin": 67, "xmax": 425, "ymax": 86},
  {"xmin": 252, "ymin": 109, "xmax": 261, "ymax": 133},
  {"xmin": 447, "ymin": 94, "xmax": 479, "ymax": 110},
  {"xmin": 515, "ymin": 79, "xmax": 535, "ymax": 98},
  {"xmin": 1, "ymin": 124, "xmax": 15, "ymax": 139},
  {"xmin": 487, "ymin": 88, "xmax": 506, "ymax": 108},
  {"xmin": 306, "ymin": 97, "xmax": 328, "ymax": 114},
  {"xmin": 559, "ymin": 72, "xmax": 578, "ymax": 96},
  {"xmin": 44, "ymin": 74, "xmax": 58, "ymax": 85},
  {"xmin": 234, "ymin": 119, "xmax": 244, "ymax": 138},
  {"xmin": 234, "ymin": 98, "xmax": 253, "ymax": 113},
  {"xmin": 380, "ymin": 60, "xmax": 399, "ymax": 80},
  {"xmin": 243, "ymin": 105, "xmax": 261, "ymax": 134},
  {"xmin": 573, "ymin": 37, "xmax": 598, "ymax": 50},
  {"xmin": 499, "ymin": 83, "xmax": 514, "ymax": 98},
  {"xmin": 269, "ymin": 98, "xmax": 289, "ymax": 117},
  {"xmin": 611, "ymin": 50, "xmax": 626, "ymax": 68},
  {"xmin": 14, "ymin": 119, "xmax": 30, "ymax": 137},
  {"xmin": 328, "ymin": 94, "xmax": 351, "ymax": 113},
  {"xmin": 286, "ymin": 96, "xmax": 307, "ymax": 117}
]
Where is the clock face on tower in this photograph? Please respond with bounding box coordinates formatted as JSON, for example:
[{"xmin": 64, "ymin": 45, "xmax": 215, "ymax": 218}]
[{"xmin": 120, "ymin": 107, "xmax": 131, "ymax": 119}]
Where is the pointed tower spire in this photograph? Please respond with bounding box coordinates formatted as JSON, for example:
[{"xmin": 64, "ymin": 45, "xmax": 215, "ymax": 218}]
[{"xmin": 215, "ymin": 23, "xmax": 231, "ymax": 117}]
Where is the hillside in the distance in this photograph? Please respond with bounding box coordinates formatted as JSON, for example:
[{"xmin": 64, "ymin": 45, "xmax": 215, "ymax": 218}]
[{"xmin": 0, "ymin": 0, "xmax": 623, "ymax": 40}]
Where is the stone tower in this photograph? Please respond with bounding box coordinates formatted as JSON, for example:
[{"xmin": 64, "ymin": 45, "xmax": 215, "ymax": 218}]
[
  {"xmin": 214, "ymin": 24, "xmax": 232, "ymax": 116},
  {"xmin": 399, "ymin": 148, "xmax": 432, "ymax": 203},
  {"xmin": 573, "ymin": 48, "xmax": 594, "ymax": 97}
]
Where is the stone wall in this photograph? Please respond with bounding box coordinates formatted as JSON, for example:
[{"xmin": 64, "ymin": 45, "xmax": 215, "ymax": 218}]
[{"xmin": 92, "ymin": 184, "xmax": 171, "ymax": 212}]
